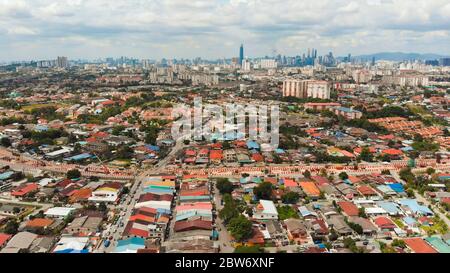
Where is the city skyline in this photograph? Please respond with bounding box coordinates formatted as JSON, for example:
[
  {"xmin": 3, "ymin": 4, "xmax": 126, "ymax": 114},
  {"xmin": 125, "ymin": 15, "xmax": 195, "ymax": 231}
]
[{"xmin": 1, "ymin": 0, "xmax": 450, "ymax": 62}]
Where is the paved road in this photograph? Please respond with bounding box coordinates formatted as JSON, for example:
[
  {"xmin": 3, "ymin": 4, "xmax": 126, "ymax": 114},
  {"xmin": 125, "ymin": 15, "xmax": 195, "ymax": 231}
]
[
  {"xmin": 95, "ymin": 176, "xmax": 143, "ymax": 253},
  {"xmin": 413, "ymin": 189, "xmax": 450, "ymax": 228},
  {"xmin": 212, "ymin": 179, "xmax": 234, "ymax": 253},
  {"xmin": 0, "ymin": 198, "xmax": 53, "ymax": 217},
  {"xmin": 390, "ymin": 171, "xmax": 450, "ymax": 229}
]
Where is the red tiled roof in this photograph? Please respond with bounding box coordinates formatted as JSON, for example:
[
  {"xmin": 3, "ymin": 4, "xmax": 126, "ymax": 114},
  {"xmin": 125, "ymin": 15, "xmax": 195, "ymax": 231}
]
[
  {"xmin": 404, "ymin": 238, "xmax": 437, "ymax": 253},
  {"xmin": 338, "ymin": 201, "xmax": 359, "ymax": 216},
  {"xmin": 11, "ymin": 183, "xmax": 39, "ymax": 197},
  {"xmin": 0, "ymin": 233, "xmax": 12, "ymax": 246},
  {"xmin": 373, "ymin": 217, "xmax": 396, "ymax": 229},
  {"xmin": 129, "ymin": 214, "xmax": 155, "ymax": 224},
  {"xmin": 138, "ymin": 193, "xmax": 173, "ymax": 202},
  {"xmin": 210, "ymin": 150, "xmax": 223, "ymax": 160},
  {"xmin": 312, "ymin": 176, "xmax": 329, "ymax": 186},
  {"xmin": 284, "ymin": 179, "xmax": 298, "ymax": 187},
  {"xmin": 26, "ymin": 218, "xmax": 54, "ymax": 228},
  {"xmin": 251, "ymin": 153, "xmax": 264, "ymax": 162},
  {"xmin": 357, "ymin": 185, "xmax": 377, "ymax": 196},
  {"xmin": 128, "ymin": 227, "xmax": 149, "ymax": 238},
  {"xmin": 135, "ymin": 207, "xmax": 157, "ymax": 216},
  {"xmin": 174, "ymin": 220, "xmax": 212, "ymax": 232},
  {"xmin": 382, "ymin": 149, "xmax": 403, "ymax": 156}
]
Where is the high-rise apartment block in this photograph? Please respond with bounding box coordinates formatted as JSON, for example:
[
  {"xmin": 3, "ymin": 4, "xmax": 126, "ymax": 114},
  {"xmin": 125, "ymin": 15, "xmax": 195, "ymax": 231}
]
[
  {"xmin": 56, "ymin": 56, "xmax": 69, "ymax": 68},
  {"xmin": 282, "ymin": 79, "xmax": 331, "ymax": 99}
]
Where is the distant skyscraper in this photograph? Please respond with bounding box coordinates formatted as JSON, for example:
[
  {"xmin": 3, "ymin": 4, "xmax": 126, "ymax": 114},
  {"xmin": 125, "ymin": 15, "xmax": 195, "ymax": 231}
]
[
  {"xmin": 56, "ymin": 56, "xmax": 68, "ymax": 68},
  {"xmin": 372, "ymin": 57, "xmax": 376, "ymax": 66},
  {"xmin": 239, "ymin": 44, "xmax": 244, "ymax": 65},
  {"xmin": 440, "ymin": 58, "xmax": 450, "ymax": 66}
]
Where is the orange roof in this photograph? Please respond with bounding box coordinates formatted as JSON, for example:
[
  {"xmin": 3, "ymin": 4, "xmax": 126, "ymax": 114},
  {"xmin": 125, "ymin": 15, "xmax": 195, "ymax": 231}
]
[
  {"xmin": 347, "ymin": 176, "xmax": 361, "ymax": 184},
  {"xmin": 11, "ymin": 183, "xmax": 39, "ymax": 197},
  {"xmin": 353, "ymin": 147, "xmax": 376, "ymax": 154},
  {"xmin": 404, "ymin": 238, "xmax": 437, "ymax": 253},
  {"xmin": 340, "ymin": 149, "xmax": 355, "ymax": 158},
  {"xmin": 0, "ymin": 233, "xmax": 12, "ymax": 246},
  {"xmin": 299, "ymin": 182, "xmax": 320, "ymax": 197},
  {"xmin": 338, "ymin": 201, "xmax": 359, "ymax": 216},
  {"xmin": 251, "ymin": 153, "xmax": 264, "ymax": 162},
  {"xmin": 69, "ymin": 188, "xmax": 92, "ymax": 202},
  {"xmin": 129, "ymin": 214, "xmax": 155, "ymax": 223},
  {"xmin": 210, "ymin": 150, "xmax": 223, "ymax": 160},
  {"xmin": 26, "ymin": 218, "xmax": 54, "ymax": 228},
  {"xmin": 284, "ymin": 179, "xmax": 298, "ymax": 187},
  {"xmin": 382, "ymin": 149, "xmax": 403, "ymax": 156},
  {"xmin": 357, "ymin": 185, "xmax": 377, "ymax": 196}
]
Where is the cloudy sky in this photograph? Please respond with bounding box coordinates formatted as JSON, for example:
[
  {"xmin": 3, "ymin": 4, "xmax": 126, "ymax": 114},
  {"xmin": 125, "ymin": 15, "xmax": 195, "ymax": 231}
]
[{"xmin": 0, "ymin": 0, "xmax": 449, "ymax": 61}]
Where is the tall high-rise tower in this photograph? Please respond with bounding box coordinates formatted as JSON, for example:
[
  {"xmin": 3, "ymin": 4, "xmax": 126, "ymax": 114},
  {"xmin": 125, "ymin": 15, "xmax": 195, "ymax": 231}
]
[{"xmin": 239, "ymin": 44, "xmax": 244, "ymax": 65}]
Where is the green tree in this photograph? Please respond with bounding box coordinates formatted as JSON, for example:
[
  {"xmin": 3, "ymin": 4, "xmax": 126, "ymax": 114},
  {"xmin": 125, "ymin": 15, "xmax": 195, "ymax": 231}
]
[
  {"xmin": 426, "ymin": 168, "xmax": 435, "ymax": 175},
  {"xmin": 67, "ymin": 169, "xmax": 81, "ymax": 179},
  {"xmin": 112, "ymin": 125, "xmax": 126, "ymax": 136},
  {"xmin": 281, "ymin": 192, "xmax": 300, "ymax": 204},
  {"xmin": 391, "ymin": 239, "xmax": 406, "ymax": 249},
  {"xmin": 98, "ymin": 202, "xmax": 107, "ymax": 212},
  {"xmin": 339, "ymin": 172, "xmax": 349, "ymax": 180},
  {"xmin": 303, "ymin": 170, "xmax": 311, "ymax": 179},
  {"xmin": 216, "ymin": 178, "xmax": 234, "ymax": 194},
  {"xmin": 3, "ymin": 219, "xmax": 19, "ymax": 234},
  {"xmin": 399, "ymin": 167, "xmax": 415, "ymax": 184},
  {"xmin": 228, "ymin": 215, "xmax": 253, "ymax": 241},
  {"xmin": 359, "ymin": 147, "xmax": 373, "ymax": 162},
  {"xmin": 277, "ymin": 205, "xmax": 300, "ymax": 220},
  {"xmin": 253, "ymin": 182, "xmax": 273, "ymax": 200},
  {"xmin": 0, "ymin": 137, "xmax": 11, "ymax": 147},
  {"xmin": 234, "ymin": 246, "xmax": 263, "ymax": 253},
  {"xmin": 358, "ymin": 207, "xmax": 367, "ymax": 218},
  {"xmin": 348, "ymin": 222, "xmax": 363, "ymax": 235}
]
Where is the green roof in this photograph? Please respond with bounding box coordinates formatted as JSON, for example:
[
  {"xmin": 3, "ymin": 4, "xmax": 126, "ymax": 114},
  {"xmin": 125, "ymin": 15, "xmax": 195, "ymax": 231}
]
[{"xmin": 425, "ymin": 237, "xmax": 450, "ymax": 253}]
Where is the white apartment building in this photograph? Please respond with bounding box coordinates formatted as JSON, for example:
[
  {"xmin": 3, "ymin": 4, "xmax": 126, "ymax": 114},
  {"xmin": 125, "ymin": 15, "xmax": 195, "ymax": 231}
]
[
  {"xmin": 352, "ymin": 70, "xmax": 372, "ymax": 83},
  {"xmin": 241, "ymin": 59, "xmax": 251, "ymax": 72},
  {"xmin": 282, "ymin": 79, "xmax": 331, "ymax": 99},
  {"xmin": 259, "ymin": 59, "xmax": 277, "ymax": 69}
]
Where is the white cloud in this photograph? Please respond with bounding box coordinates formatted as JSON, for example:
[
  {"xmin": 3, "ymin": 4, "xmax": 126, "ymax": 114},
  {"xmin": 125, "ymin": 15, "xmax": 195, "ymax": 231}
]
[{"xmin": 0, "ymin": 0, "xmax": 449, "ymax": 61}]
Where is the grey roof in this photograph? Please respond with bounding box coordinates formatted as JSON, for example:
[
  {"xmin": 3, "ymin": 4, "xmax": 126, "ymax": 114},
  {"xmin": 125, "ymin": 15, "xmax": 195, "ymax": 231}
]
[{"xmin": 1, "ymin": 232, "xmax": 38, "ymax": 253}]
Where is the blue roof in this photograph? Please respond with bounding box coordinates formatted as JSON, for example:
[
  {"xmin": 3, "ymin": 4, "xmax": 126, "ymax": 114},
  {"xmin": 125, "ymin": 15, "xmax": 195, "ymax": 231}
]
[
  {"xmin": 403, "ymin": 216, "xmax": 417, "ymax": 225},
  {"xmin": 145, "ymin": 145, "xmax": 160, "ymax": 151},
  {"xmin": 401, "ymin": 146, "xmax": 414, "ymax": 152},
  {"xmin": 438, "ymin": 175, "xmax": 450, "ymax": 181},
  {"xmin": 64, "ymin": 153, "xmax": 93, "ymax": 161},
  {"xmin": 336, "ymin": 107, "xmax": 361, "ymax": 113},
  {"xmin": 176, "ymin": 210, "xmax": 212, "ymax": 221},
  {"xmin": 388, "ymin": 183, "xmax": 405, "ymax": 193},
  {"xmin": 246, "ymin": 140, "xmax": 260, "ymax": 150},
  {"xmin": 252, "ymin": 177, "xmax": 262, "ymax": 183},
  {"xmin": 377, "ymin": 201, "xmax": 401, "ymax": 214},
  {"xmin": 240, "ymin": 177, "xmax": 251, "ymax": 184},
  {"xmin": 117, "ymin": 237, "xmax": 145, "ymax": 248},
  {"xmin": 35, "ymin": 125, "xmax": 49, "ymax": 131},
  {"xmin": 0, "ymin": 171, "xmax": 14, "ymax": 180},
  {"xmin": 425, "ymin": 237, "xmax": 450, "ymax": 253},
  {"xmin": 143, "ymin": 187, "xmax": 173, "ymax": 194},
  {"xmin": 275, "ymin": 148, "xmax": 285, "ymax": 154},
  {"xmin": 157, "ymin": 208, "xmax": 171, "ymax": 214},
  {"xmin": 179, "ymin": 195, "xmax": 210, "ymax": 201},
  {"xmin": 54, "ymin": 248, "xmax": 89, "ymax": 254},
  {"xmin": 399, "ymin": 199, "xmax": 433, "ymax": 215}
]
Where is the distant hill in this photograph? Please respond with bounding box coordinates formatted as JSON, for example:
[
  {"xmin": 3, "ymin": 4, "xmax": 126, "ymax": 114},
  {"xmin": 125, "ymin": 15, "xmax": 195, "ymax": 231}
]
[{"xmin": 343, "ymin": 52, "xmax": 449, "ymax": 61}]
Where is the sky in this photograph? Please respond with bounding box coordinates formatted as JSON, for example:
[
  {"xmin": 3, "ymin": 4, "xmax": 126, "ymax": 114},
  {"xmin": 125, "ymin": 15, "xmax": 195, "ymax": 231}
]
[{"xmin": 0, "ymin": 0, "xmax": 449, "ymax": 61}]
